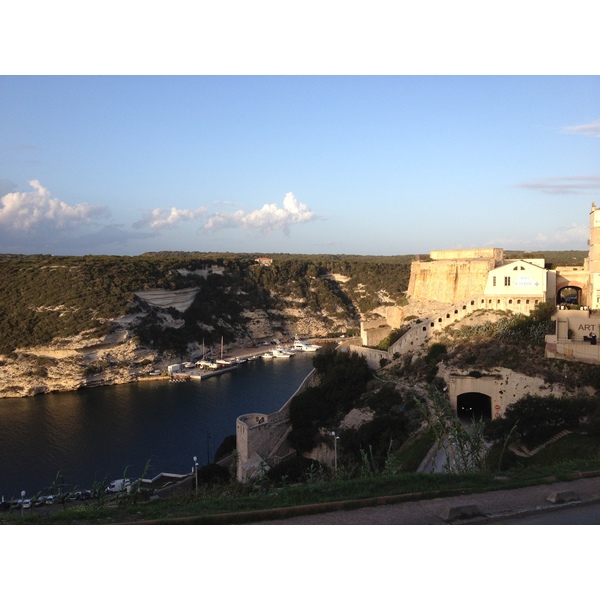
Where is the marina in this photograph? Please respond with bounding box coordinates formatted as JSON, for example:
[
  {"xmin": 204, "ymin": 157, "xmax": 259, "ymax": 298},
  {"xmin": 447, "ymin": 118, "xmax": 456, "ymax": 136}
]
[{"xmin": 0, "ymin": 348, "xmax": 318, "ymax": 500}]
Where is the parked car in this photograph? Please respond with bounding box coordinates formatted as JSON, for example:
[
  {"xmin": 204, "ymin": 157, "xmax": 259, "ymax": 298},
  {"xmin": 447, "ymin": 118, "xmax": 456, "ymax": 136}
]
[
  {"xmin": 105, "ymin": 478, "xmax": 138, "ymax": 494},
  {"xmin": 69, "ymin": 490, "xmax": 92, "ymax": 501}
]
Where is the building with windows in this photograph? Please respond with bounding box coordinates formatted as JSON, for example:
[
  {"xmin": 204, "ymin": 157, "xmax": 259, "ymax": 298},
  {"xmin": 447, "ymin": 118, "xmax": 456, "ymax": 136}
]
[{"xmin": 483, "ymin": 258, "xmax": 555, "ymax": 305}]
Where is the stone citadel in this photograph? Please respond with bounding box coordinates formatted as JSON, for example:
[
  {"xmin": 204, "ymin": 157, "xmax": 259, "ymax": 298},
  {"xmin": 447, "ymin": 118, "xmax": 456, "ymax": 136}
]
[{"xmin": 235, "ymin": 203, "xmax": 600, "ymax": 481}]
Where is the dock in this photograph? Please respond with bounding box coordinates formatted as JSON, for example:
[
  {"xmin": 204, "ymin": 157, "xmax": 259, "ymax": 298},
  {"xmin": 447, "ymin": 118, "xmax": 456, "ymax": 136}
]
[{"xmin": 190, "ymin": 364, "xmax": 239, "ymax": 380}]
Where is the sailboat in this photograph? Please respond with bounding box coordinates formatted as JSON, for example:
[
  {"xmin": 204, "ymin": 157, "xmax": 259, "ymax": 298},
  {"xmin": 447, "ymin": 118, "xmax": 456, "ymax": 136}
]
[{"xmin": 216, "ymin": 336, "xmax": 233, "ymax": 365}]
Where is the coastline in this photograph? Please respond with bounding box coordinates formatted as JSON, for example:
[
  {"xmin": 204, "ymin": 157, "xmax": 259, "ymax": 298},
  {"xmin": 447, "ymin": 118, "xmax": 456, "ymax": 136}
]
[{"xmin": 0, "ymin": 339, "xmax": 328, "ymax": 399}]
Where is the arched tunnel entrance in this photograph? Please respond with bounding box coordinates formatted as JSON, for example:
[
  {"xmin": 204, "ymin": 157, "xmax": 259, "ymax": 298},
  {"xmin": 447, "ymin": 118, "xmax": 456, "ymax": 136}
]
[
  {"xmin": 557, "ymin": 286, "xmax": 582, "ymax": 306},
  {"xmin": 457, "ymin": 392, "xmax": 492, "ymax": 421}
]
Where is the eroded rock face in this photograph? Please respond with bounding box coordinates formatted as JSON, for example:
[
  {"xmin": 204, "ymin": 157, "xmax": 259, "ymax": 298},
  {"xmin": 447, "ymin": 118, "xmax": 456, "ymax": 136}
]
[
  {"xmin": 0, "ymin": 328, "xmax": 159, "ymax": 398},
  {"xmin": 0, "ymin": 295, "xmax": 356, "ymax": 398}
]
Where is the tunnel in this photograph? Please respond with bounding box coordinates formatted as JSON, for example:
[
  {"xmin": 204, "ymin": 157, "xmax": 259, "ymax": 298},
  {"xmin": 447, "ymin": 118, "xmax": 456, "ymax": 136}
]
[
  {"xmin": 557, "ymin": 286, "xmax": 582, "ymax": 306},
  {"xmin": 457, "ymin": 392, "xmax": 492, "ymax": 421}
]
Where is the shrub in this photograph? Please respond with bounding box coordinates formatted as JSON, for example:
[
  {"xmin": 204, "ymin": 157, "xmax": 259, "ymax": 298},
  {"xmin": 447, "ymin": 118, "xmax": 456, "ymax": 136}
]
[
  {"xmin": 266, "ymin": 456, "xmax": 326, "ymax": 484},
  {"xmin": 196, "ymin": 463, "xmax": 230, "ymax": 485},
  {"xmin": 484, "ymin": 394, "xmax": 596, "ymax": 447}
]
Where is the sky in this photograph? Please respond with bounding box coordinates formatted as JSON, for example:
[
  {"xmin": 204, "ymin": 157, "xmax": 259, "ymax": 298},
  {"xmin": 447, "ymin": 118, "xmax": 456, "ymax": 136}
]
[{"xmin": 1, "ymin": 8, "xmax": 599, "ymax": 258}]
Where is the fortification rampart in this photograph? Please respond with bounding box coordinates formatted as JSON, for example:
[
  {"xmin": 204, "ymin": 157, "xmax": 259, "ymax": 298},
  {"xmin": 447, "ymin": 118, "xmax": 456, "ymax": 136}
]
[
  {"xmin": 387, "ymin": 294, "xmax": 542, "ymax": 358},
  {"xmin": 430, "ymin": 248, "xmax": 504, "ymax": 262},
  {"xmin": 236, "ymin": 368, "xmax": 319, "ymax": 482},
  {"xmin": 345, "ymin": 344, "xmax": 389, "ymax": 370},
  {"xmin": 407, "ymin": 259, "xmax": 495, "ymax": 303}
]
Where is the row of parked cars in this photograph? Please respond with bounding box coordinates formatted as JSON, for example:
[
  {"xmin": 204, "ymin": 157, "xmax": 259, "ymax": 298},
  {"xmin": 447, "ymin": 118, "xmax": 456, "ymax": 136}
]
[
  {"xmin": 1, "ymin": 478, "xmax": 144, "ymax": 513},
  {"xmin": 1, "ymin": 489, "xmax": 94, "ymax": 511}
]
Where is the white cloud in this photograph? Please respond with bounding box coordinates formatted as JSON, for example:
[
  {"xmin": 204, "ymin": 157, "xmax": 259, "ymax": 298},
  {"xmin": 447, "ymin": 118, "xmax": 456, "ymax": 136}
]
[
  {"xmin": 204, "ymin": 192, "xmax": 317, "ymax": 235},
  {"xmin": 561, "ymin": 121, "xmax": 600, "ymax": 138},
  {"xmin": 0, "ymin": 180, "xmax": 110, "ymax": 233},
  {"xmin": 515, "ymin": 176, "xmax": 600, "ymax": 195},
  {"xmin": 133, "ymin": 206, "xmax": 207, "ymax": 230},
  {"xmin": 133, "ymin": 192, "xmax": 318, "ymax": 236}
]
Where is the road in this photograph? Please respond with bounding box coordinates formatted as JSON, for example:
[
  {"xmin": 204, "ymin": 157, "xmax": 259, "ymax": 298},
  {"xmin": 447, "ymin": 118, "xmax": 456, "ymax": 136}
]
[
  {"xmin": 251, "ymin": 474, "xmax": 600, "ymax": 525},
  {"xmin": 496, "ymin": 502, "xmax": 600, "ymax": 524}
]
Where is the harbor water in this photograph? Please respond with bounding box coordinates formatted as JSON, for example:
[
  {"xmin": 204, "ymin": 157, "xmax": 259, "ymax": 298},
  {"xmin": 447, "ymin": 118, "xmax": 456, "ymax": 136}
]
[{"xmin": 0, "ymin": 352, "xmax": 315, "ymax": 500}]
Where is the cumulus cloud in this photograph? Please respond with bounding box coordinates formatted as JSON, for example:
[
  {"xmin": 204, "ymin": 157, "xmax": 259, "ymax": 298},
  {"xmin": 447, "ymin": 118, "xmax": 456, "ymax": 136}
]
[
  {"xmin": 133, "ymin": 206, "xmax": 207, "ymax": 230},
  {"xmin": 515, "ymin": 176, "xmax": 600, "ymax": 195},
  {"xmin": 561, "ymin": 121, "xmax": 600, "ymax": 138},
  {"xmin": 0, "ymin": 180, "xmax": 110, "ymax": 233},
  {"xmin": 133, "ymin": 192, "xmax": 318, "ymax": 237},
  {"xmin": 204, "ymin": 192, "xmax": 317, "ymax": 235}
]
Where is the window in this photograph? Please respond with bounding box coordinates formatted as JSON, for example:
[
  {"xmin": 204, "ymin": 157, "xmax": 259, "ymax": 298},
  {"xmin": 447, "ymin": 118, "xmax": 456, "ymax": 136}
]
[
  {"xmin": 493, "ymin": 276, "xmax": 496, "ymax": 287},
  {"xmin": 504, "ymin": 276, "xmax": 511, "ymax": 286}
]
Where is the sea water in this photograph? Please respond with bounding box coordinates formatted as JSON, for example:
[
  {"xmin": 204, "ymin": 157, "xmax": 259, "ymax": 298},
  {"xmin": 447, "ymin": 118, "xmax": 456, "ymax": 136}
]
[{"xmin": 0, "ymin": 352, "xmax": 315, "ymax": 499}]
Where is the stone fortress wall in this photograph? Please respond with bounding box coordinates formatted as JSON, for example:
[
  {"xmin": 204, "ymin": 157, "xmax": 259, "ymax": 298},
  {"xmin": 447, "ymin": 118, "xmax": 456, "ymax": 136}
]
[
  {"xmin": 236, "ymin": 369, "xmax": 320, "ymax": 482},
  {"xmin": 407, "ymin": 248, "xmax": 503, "ymax": 304},
  {"xmin": 352, "ymin": 293, "xmax": 544, "ymax": 370}
]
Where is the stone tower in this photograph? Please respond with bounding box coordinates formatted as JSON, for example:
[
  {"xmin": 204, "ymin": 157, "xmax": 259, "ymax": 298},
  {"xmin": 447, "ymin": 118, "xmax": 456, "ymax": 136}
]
[{"xmin": 589, "ymin": 203, "xmax": 600, "ymax": 309}]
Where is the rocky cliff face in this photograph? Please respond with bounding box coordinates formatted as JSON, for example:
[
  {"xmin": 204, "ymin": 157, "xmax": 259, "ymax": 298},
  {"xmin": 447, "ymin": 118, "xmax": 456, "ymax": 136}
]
[
  {"xmin": 0, "ymin": 289, "xmax": 356, "ymax": 398},
  {"xmin": 0, "ymin": 327, "xmax": 160, "ymax": 398}
]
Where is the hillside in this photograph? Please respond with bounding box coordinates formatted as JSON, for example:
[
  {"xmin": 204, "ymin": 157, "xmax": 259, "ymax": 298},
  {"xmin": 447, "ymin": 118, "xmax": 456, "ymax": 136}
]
[{"xmin": 0, "ymin": 252, "xmax": 411, "ymax": 397}]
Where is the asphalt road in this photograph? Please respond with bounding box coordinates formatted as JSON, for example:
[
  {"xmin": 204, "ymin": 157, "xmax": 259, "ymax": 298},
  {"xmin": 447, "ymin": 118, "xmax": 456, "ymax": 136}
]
[
  {"xmin": 252, "ymin": 474, "xmax": 600, "ymax": 525},
  {"xmin": 496, "ymin": 502, "xmax": 600, "ymax": 524}
]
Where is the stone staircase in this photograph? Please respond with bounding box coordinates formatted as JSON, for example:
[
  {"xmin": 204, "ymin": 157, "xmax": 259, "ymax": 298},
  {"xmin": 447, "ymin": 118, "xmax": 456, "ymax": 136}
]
[{"xmin": 509, "ymin": 430, "xmax": 571, "ymax": 457}]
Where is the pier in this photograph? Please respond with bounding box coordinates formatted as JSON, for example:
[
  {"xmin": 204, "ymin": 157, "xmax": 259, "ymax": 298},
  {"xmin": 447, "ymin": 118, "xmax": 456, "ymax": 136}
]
[{"xmin": 190, "ymin": 364, "xmax": 239, "ymax": 380}]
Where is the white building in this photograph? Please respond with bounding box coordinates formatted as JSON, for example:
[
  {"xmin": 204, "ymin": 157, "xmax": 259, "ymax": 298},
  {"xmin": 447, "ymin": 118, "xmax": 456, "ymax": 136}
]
[{"xmin": 484, "ymin": 259, "xmax": 556, "ymax": 305}]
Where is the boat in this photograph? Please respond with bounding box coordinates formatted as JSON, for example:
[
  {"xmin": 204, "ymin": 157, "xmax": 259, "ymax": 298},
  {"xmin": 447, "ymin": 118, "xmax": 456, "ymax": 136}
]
[
  {"xmin": 292, "ymin": 338, "xmax": 320, "ymax": 352},
  {"xmin": 197, "ymin": 360, "xmax": 219, "ymax": 370},
  {"xmin": 261, "ymin": 351, "xmax": 274, "ymax": 359},
  {"xmin": 272, "ymin": 347, "xmax": 292, "ymax": 358},
  {"xmin": 235, "ymin": 357, "xmax": 247, "ymax": 364},
  {"xmin": 216, "ymin": 336, "xmax": 233, "ymax": 365}
]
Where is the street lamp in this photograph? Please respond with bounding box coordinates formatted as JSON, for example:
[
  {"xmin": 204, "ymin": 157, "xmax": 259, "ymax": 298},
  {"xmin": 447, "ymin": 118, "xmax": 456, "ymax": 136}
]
[
  {"xmin": 330, "ymin": 431, "xmax": 339, "ymax": 472},
  {"xmin": 20, "ymin": 490, "xmax": 25, "ymax": 517},
  {"xmin": 193, "ymin": 456, "xmax": 199, "ymax": 497}
]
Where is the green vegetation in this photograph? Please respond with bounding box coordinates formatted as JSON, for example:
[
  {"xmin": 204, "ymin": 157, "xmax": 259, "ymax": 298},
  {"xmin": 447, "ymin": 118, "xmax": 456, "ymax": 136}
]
[
  {"xmin": 484, "ymin": 394, "xmax": 600, "ymax": 447},
  {"xmin": 288, "ymin": 349, "xmax": 373, "ymax": 453},
  {"xmin": 4, "ymin": 449, "xmax": 599, "ymax": 524},
  {"xmin": 0, "ymin": 252, "xmax": 413, "ymax": 355}
]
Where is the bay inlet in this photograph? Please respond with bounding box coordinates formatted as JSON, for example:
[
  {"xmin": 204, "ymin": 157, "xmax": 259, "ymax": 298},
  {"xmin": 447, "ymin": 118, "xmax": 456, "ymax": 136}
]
[{"xmin": 0, "ymin": 352, "xmax": 315, "ymax": 500}]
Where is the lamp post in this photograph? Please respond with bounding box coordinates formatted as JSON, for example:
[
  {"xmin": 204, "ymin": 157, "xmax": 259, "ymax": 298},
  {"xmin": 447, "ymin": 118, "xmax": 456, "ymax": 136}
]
[
  {"xmin": 206, "ymin": 431, "xmax": 211, "ymax": 464},
  {"xmin": 330, "ymin": 431, "xmax": 339, "ymax": 472},
  {"xmin": 193, "ymin": 456, "xmax": 199, "ymax": 497},
  {"xmin": 20, "ymin": 490, "xmax": 25, "ymax": 517}
]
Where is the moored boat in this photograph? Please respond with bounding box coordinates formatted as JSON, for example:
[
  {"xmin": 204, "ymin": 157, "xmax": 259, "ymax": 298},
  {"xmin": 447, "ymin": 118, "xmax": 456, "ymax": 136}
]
[
  {"xmin": 272, "ymin": 347, "xmax": 292, "ymax": 358},
  {"xmin": 292, "ymin": 338, "xmax": 320, "ymax": 352}
]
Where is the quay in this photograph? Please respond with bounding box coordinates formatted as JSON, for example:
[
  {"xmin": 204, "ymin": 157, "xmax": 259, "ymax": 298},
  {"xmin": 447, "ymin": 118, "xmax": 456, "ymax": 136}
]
[{"xmin": 190, "ymin": 364, "xmax": 239, "ymax": 380}]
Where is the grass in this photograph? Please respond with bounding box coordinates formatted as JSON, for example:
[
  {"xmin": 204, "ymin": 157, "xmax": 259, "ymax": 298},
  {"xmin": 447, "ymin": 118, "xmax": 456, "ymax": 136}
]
[
  {"xmin": 5, "ymin": 455, "xmax": 600, "ymax": 525},
  {"xmin": 4, "ymin": 427, "xmax": 599, "ymax": 525}
]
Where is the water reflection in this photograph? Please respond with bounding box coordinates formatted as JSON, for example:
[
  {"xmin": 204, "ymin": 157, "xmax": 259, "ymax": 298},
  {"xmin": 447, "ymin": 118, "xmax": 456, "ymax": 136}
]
[{"xmin": 0, "ymin": 353, "xmax": 314, "ymax": 499}]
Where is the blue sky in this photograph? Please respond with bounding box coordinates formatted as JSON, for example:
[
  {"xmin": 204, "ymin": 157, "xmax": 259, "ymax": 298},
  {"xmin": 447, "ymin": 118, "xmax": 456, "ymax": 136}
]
[{"xmin": 1, "ymin": 75, "xmax": 598, "ymax": 257}]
